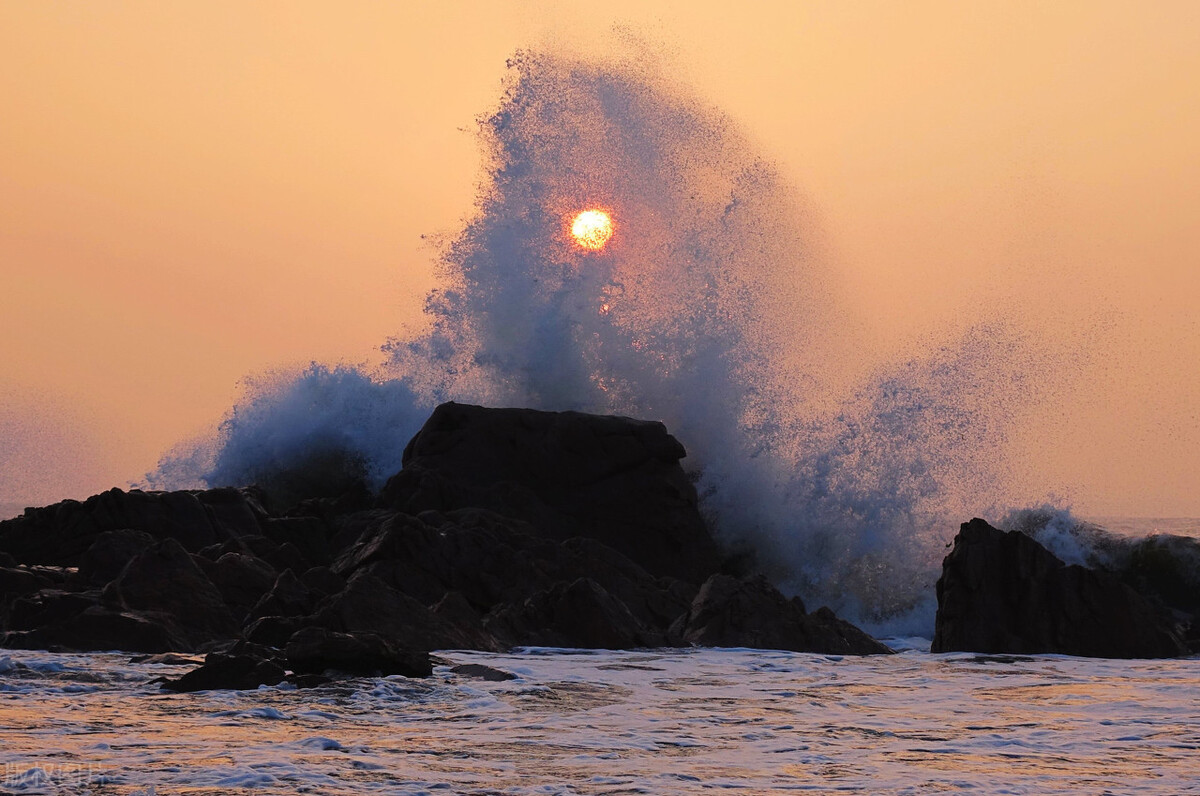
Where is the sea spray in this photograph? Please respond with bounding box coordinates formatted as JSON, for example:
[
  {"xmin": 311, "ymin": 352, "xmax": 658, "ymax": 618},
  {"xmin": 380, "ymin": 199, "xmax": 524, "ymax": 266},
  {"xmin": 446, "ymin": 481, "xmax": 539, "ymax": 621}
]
[{"xmin": 152, "ymin": 49, "xmax": 1062, "ymax": 634}]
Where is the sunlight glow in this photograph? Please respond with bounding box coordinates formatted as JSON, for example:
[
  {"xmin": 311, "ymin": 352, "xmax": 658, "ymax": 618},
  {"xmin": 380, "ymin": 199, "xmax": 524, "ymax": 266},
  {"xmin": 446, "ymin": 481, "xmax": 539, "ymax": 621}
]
[{"xmin": 570, "ymin": 209, "xmax": 614, "ymax": 251}]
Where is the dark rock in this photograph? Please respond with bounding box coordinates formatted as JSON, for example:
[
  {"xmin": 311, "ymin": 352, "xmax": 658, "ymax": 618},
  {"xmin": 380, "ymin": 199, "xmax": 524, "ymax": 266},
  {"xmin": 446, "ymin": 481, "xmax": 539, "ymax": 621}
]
[
  {"xmin": 335, "ymin": 508, "xmax": 689, "ymax": 638},
  {"xmin": 1119, "ymin": 534, "xmax": 1200, "ymax": 619},
  {"xmin": 161, "ymin": 652, "xmax": 286, "ymax": 692},
  {"xmin": 379, "ymin": 402, "xmax": 721, "ymax": 582},
  {"xmin": 197, "ymin": 534, "xmax": 278, "ymax": 562},
  {"xmin": 334, "ymin": 510, "xmax": 549, "ymax": 610},
  {"xmin": 314, "ymin": 571, "xmax": 493, "ymax": 652},
  {"xmin": 77, "ymin": 530, "xmax": 156, "ymax": 586},
  {"xmin": 0, "ymin": 404, "xmax": 894, "ymax": 660},
  {"xmin": 285, "ymin": 626, "xmax": 431, "ymax": 677},
  {"xmin": 0, "ymin": 568, "xmax": 56, "ymax": 633},
  {"xmin": 555, "ymin": 537, "xmax": 695, "ymax": 633},
  {"xmin": 7, "ymin": 589, "xmax": 99, "ymax": 632},
  {"xmin": 250, "ymin": 569, "xmax": 315, "ymax": 620},
  {"xmin": 4, "ymin": 605, "xmax": 188, "ymax": 653},
  {"xmin": 262, "ymin": 517, "xmax": 331, "ymax": 567},
  {"xmin": 0, "ymin": 567, "xmax": 54, "ymax": 600},
  {"xmin": 0, "ymin": 487, "xmax": 263, "ymax": 566},
  {"xmin": 431, "ymin": 590, "xmax": 504, "ymax": 651},
  {"xmin": 252, "ymin": 447, "xmax": 372, "ymax": 514},
  {"xmin": 299, "ymin": 566, "xmax": 345, "ymax": 597},
  {"xmin": 197, "ymin": 553, "xmax": 277, "ymax": 619},
  {"xmin": 0, "ymin": 551, "xmax": 15, "ymax": 567},
  {"xmin": 932, "ymin": 519, "xmax": 1188, "ymax": 658},
  {"xmin": 449, "ymin": 663, "xmax": 517, "ymax": 681},
  {"xmin": 671, "ymin": 574, "xmax": 893, "ymax": 655},
  {"xmin": 486, "ymin": 577, "xmax": 660, "ymax": 650},
  {"xmin": 101, "ymin": 538, "xmax": 238, "ymax": 648},
  {"xmin": 194, "ymin": 487, "xmax": 267, "ymax": 538},
  {"xmin": 264, "ymin": 542, "xmax": 311, "ymax": 576},
  {"xmin": 244, "ymin": 615, "xmax": 307, "ymax": 648},
  {"xmin": 326, "ymin": 509, "xmax": 395, "ymax": 560}
]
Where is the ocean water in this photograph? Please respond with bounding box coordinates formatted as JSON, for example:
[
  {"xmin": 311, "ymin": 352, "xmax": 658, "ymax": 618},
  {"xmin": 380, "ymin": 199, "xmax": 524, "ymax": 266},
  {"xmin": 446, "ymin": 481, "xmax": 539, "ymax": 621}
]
[{"xmin": 1, "ymin": 645, "xmax": 1198, "ymax": 795}]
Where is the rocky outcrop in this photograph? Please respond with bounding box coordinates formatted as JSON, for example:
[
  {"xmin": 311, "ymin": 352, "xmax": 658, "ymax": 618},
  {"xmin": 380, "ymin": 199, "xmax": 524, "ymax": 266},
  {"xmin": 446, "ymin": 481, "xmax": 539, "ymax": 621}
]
[
  {"xmin": 1, "ymin": 401, "xmax": 896, "ymax": 688},
  {"xmin": 379, "ymin": 402, "xmax": 721, "ymax": 582},
  {"xmin": 0, "ymin": 487, "xmax": 266, "ymax": 566},
  {"xmin": 932, "ymin": 519, "xmax": 1188, "ymax": 658},
  {"xmin": 101, "ymin": 539, "xmax": 239, "ymax": 648},
  {"xmin": 671, "ymin": 574, "xmax": 893, "ymax": 655}
]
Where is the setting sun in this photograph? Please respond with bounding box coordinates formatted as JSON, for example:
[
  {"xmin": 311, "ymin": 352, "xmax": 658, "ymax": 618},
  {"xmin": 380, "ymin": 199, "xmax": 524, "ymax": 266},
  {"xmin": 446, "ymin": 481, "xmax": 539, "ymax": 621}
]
[{"xmin": 570, "ymin": 209, "xmax": 614, "ymax": 250}]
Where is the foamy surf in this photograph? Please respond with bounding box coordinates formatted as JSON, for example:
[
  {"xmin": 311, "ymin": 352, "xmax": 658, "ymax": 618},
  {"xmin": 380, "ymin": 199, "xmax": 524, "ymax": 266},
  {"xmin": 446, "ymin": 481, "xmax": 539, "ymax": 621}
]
[{"xmin": 2, "ymin": 647, "xmax": 1199, "ymax": 795}]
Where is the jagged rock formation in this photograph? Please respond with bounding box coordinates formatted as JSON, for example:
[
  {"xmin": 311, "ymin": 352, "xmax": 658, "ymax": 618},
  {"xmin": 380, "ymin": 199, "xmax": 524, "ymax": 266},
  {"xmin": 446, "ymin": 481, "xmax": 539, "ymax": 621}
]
[
  {"xmin": 1, "ymin": 402, "xmax": 892, "ymax": 689},
  {"xmin": 932, "ymin": 518, "xmax": 1189, "ymax": 658}
]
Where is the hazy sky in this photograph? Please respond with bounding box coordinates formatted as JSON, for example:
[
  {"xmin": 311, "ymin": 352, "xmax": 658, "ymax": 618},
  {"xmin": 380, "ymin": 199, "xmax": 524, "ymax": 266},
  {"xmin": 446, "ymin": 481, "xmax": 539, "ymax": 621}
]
[{"xmin": 1, "ymin": 1, "xmax": 1197, "ymax": 515}]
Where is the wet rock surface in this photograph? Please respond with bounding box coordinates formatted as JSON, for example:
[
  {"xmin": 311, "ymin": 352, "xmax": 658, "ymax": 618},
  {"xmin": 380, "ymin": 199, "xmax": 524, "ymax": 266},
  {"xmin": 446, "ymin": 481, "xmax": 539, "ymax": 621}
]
[
  {"xmin": 672, "ymin": 574, "xmax": 893, "ymax": 655},
  {"xmin": 1, "ymin": 402, "xmax": 895, "ymax": 689},
  {"xmin": 933, "ymin": 518, "xmax": 1189, "ymax": 658}
]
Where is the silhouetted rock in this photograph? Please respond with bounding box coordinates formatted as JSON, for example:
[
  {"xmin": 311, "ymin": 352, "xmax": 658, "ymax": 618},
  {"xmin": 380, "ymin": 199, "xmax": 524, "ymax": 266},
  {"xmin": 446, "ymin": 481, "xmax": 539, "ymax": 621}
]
[
  {"xmin": 671, "ymin": 574, "xmax": 893, "ymax": 655},
  {"xmin": 4, "ymin": 606, "xmax": 187, "ymax": 653},
  {"xmin": 430, "ymin": 591, "xmax": 498, "ymax": 650},
  {"xmin": 161, "ymin": 652, "xmax": 286, "ymax": 692},
  {"xmin": 244, "ymin": 615, "xmax": 306, "ymax": 648},
  {"xmin": 380, "ymin": 402, "xmax": 721, "ymax": 582},
  {"xmin": 101, "ymin": 538, "xmax": 238, "ymax": 648},
  {"xmin": 196, "ymin": 553, "xmax": 277, "ymax": 621},
  {"xmin": 285, "ymin": 627, "xmax": 431, "ymax": 677},
  {"xmin": 335, "ymin": 508, "xmax": 693, "ymax": 639},
  {"xmin": 932, "ymin": 519, "xmax": 1188, "ymax": 658},
  {"xmin": 77, "ymin": 530, "xmax": 156, "ymax": 586},
  {"xmin": 263, "ymin": 541, "xmax": 311, "ymax": 576},
  {"xmin": 1, "ymin": 404, "xmax": 893, "ymax": 659},
  {"xmin": 486, "ymin": 577, "xmax": 661, "ymax": 649},
  {"xmin": 250, "ymin": 569, "xmax": 314, "ymax": 620},
  {"xmin": 0, "ymin": 567, "xmax": 53, "ymax": 600},
  {"xmin": 0, "ymin": 487, "xmax": 264, "ymax": 566},
  {"xmin": 334, "ymin": 509, "xmax": 543, "ymax": 608},
  {"xmin": 6, "ymin": 589, "xmax": 98, "ymax": 632},
  {"xmin": 262, "ymin": 517, "xmax": 332, "ymax": 567},
  {"xmin": 314, "ymin": 570, "xmax": 495, "ymax": 652},
  {"xmin": 299, "ymin": 566, "xmax": 345, "ymax": 597},
  {"xmin": 1118, "ymin": 534, "xmax": 1200, "ymax": 620}
]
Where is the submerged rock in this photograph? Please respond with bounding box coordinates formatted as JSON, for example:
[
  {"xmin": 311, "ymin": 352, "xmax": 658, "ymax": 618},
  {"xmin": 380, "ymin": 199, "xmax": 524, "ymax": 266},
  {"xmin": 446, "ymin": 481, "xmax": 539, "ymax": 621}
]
[
  {"xmin": 932, "ymin": 519, "xmax": 1188, "ymax": 658},
  {"xmin": 161, "ymin": 652, "xmax": 286, "ymax": 693}
]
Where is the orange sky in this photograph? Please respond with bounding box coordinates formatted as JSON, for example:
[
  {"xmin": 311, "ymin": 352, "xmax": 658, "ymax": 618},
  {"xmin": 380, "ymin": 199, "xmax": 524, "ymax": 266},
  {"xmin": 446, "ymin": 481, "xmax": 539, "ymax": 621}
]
[{"xmin": 1, "ymin": 1, "xmax": 1197, "ymax": 515}]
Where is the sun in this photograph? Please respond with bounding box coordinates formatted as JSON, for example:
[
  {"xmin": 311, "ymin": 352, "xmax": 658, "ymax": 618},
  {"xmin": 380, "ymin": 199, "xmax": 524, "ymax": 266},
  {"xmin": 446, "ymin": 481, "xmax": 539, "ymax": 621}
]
[{"xmin": 570, "ymin": 209, "xmax": 614, "ymax": 251}]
